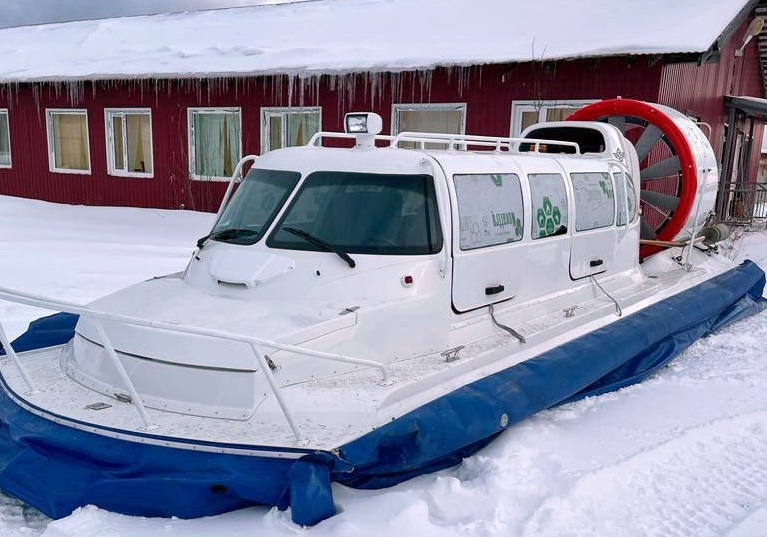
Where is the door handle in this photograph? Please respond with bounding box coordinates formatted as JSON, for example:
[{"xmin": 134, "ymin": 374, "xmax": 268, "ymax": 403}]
[
  {"xmin": 589, "ymin": 258, "xmax": 604, "ymax": 267},
  {"xmin": 485, "ymin": 284, "xmax": 505, "ymax": 295}
]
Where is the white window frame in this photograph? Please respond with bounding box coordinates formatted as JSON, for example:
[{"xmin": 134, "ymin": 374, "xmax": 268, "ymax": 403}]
[
  {"xmin": 105, "ymin": 108, "xmax": 154, "ymax": 179},
  {"xmin": 391, "ymin": 103, "xmax": 467, "ymax": 135},
  {"xmin": 0, "ymin": 109, "xmax": 10, "ymax": 169},
  {"xmin": 46, "ymin": 108, "xmax": 91, "ymax": 175},
  {"xmin": 261, "ymin": 106, "xmax": 322, "ymax": 154},
  {"xmin": 188, "ymin": 107, "xmax": 242, "ymax": 182},
  {"xmin": 510, "ymin": 99, "xmax": 598, "ymax": 136}
]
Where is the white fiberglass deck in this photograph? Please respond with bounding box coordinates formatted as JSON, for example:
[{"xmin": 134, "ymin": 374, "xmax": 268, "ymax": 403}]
[{"xmin": 0, "ymin": 253, "xmax": 728, "ymax": 456}]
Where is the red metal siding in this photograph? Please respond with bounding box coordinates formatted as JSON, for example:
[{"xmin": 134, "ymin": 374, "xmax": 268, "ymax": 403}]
[
  {"xmin": 0, "ymin": 40, "xmax": 759, "ymax": 210},
  {"xmin": 659, "ymin": 15, "xmax": 765, "ymax": 183}
]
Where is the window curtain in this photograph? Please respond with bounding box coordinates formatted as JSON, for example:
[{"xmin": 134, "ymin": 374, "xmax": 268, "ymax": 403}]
[
  {"xmin": 53, "ymin": 114, "xmax": 89, "ymax": 171},
  {"xmin": 269, "ymin": 115, "xmax": 283, "ymax": 151},
  {"xmin": 126, "ymin": 114, "xmax": 152, "ymax": 173},
  {"xmin": 287, "ymin": 112, "xmax": 319, "ymax": 147},
  {"xmin": 545, "ymin": 107, "xmax": 577, "ymax": 122},
  {"xmin": 194, "ymin": 112, "xmax": 239, "ymax": 177},
  {"xmin": 398, "ymin": 109, "xmax": 463, "ymax": 150},
  {"xmin": 399, "ymin": 109, "xmax": 462, "ymax": 135},
  {"xmin": 520, "ymin": 110, "xmax": 539, "ymax": 133},
  {"xmin": 0, "ymin": 113, "xmax": 9, "ymax": 166}
]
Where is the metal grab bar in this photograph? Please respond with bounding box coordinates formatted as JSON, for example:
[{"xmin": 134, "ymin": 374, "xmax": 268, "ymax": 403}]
[
  {"xmin": 307, "ymin": 131, "xmax": 395, "ymax": 146},
  {"xmin": 213, "ymin": 154, "xmax": 259, "ymax": 222},
  {"xmin": 0, "ymin": 285, "xmax": 392, "ymax": 442},
  {"xmin": 391, "ymin": 132, "xmax": 582, "ymax": 154}
]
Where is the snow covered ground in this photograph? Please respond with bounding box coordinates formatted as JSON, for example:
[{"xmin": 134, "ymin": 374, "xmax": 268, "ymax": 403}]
[{"xmin": 1, "ymin": 194, "xmax": 766, "ymax": 536}]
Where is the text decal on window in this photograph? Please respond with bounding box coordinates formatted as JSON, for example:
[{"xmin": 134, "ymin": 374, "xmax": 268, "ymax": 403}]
[{"xmin": 454, "ymin": 173, "xmax": 524, "ymax": 250}]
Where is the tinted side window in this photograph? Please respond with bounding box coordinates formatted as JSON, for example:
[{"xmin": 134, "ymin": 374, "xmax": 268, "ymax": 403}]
[
  {"xmin": 613, "ymin": 172, "xmax": 627, "ymax": 226},
  {"xmin": 627, "ymin": 174, "xmax": 638, "ymax": 223},
  {"xmin": 454, "ymin": 173, "xmax": 524, "ymax": 250},
  {"xmin": 572, "ymin": 172, "xmax": 615, "ymax": 231},
  {"xmin": 529, "ymin": 173, "xmax": 568, "ymax": 239}
]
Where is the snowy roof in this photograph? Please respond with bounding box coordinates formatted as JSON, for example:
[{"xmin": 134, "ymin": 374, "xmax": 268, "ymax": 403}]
[{"xmin": 0, "ymin": 0, "xmax": 754, "ymax": 83}]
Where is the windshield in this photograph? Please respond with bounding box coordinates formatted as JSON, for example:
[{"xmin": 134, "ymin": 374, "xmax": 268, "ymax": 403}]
[
  {"xmin": 267, "ymin": 171, "xmax": 443, "ymax": 255},
  {"xmin": 210, "ymin": 168, "xmax": 301, "ymax": 245}
]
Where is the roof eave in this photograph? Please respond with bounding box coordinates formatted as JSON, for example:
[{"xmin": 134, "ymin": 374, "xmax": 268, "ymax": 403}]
[{"xmin": 699, "ymin": 0, "xmax": 762, "ymax": 65}]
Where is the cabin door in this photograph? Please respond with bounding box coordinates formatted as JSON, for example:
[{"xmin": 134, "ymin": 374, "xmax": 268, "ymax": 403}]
[
  {"xmin": 450, "ymin": 172, "xmax": 527, "ymax": 312},
  {"xmin": 568, "ymin": 171, "xmax": 617, "ymax": 280}
]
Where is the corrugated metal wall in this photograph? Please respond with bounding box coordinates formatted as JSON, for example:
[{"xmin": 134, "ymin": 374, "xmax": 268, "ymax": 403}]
[
  {"xmin": 659, "ymin": 15, "xmax": 765, "ymax": 184},
  {"xmin": 0, "ymin": 41, "xmax": 759, "ymax": 211}
]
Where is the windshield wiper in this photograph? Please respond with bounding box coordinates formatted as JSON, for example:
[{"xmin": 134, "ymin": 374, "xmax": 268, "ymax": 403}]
[
  {"xmin": 283, "ymin": 226, "xmax": 356, "ymax": 268},
  {"xmin": 196, "ymin": 228, "xmax": 260, "ymax": 249}
]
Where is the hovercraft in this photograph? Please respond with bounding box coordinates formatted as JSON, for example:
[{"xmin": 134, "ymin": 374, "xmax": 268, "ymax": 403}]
[{"xmin": 0, "ymin": 99, "xmax": 764, "ymax": 525}]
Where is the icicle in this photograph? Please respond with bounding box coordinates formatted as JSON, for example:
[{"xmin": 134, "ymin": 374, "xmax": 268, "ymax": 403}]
[
  {"xmin": 153, "ymin": 78, "xmax": 160, "ymax": 107},
  {"xmin": 32, "ymin": 85, "xmax": 41, "ymax": 121},
  {"xmin": 392, "ymin": 72, "xmax": 402, "ymax": 104}
]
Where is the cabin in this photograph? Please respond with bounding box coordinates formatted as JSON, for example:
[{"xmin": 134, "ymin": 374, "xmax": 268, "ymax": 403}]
[{"xmin": 0, "ymin": 0, "xmax": 765, "ymax": 222}]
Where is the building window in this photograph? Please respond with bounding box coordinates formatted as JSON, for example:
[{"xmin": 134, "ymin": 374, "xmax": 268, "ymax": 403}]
[
  {"xmin": 0, "ymin": 110, "xmax": 10, "ymax": 168},
  {"xmin": 46, "ymin": 109, "xmax": 91, "ymax": 174},
  {"xmin": 188, "ymin": 107, "xmax": 242, "ymax": 180},
  {"xmin": 454, "ymin": 173, "xmax": 524, "ymax": 250},
  {"xmin": 261, "ymin": 107, "xmax": 321, "ymax": 153},
  {"xmin": 392, "ymin": 103, "xmax": 466, "ymax": 148},
  {"xmin": 510, "ymin": 100, "xmax": 597, "ymax": 136},
  {"xmin": 105, "ymin": 109, "xmax": 153, "ymax": 177}
]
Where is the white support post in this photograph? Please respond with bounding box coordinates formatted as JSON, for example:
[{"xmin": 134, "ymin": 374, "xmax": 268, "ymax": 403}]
[
  {"xmin": 0, "ymin": 321, "xmax": 37, "ymax": 393},
  {"xmin": 92, "ymin": 318, "xmax": 156, "ymax": 430},
  {"xmin": 248, "ymin": 341, "xmax": 306, "ymax": 444}
]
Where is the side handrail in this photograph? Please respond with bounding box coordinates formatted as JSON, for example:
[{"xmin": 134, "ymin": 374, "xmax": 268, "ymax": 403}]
[
  {"xmin": 0, "ymin": 285, "xmax": 392, "ymax": 442},
  {"xmin": 305, "ymin": 130, "xmax": 582, "ymax": 154},
  {"xmin": 391, "ymin": 132, "xmax": 582, "ymax": 154},
  {"xmin": 307, "ymin": 131, "xmax": 395, "ymax": 146}
]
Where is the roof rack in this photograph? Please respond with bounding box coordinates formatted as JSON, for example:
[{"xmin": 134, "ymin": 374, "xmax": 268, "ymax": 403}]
[
  {"xmin": 391, "ymin": 132, "xmax": 581, "ymax": 154},
  {"xmin": 305, "ymin": 130, "xmax": 581, "ymax": 154},
  {"xmin": 307, "ymin": 132, "xmax": 395, "ymax": 145}
]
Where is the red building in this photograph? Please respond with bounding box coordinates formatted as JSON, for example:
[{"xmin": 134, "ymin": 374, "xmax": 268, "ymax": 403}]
[{"xmin": 0, "ymin": 0, "xmax": 765, "ymax": 219}]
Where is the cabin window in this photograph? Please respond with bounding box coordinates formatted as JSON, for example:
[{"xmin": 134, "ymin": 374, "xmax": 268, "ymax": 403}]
[
  {"xmin": 627, "ymin": 174, "xmax": 638, "ymax": 223},
  {"xmin": 613, "ymin": 172, "xmax": 628, "ymax": 226},
  {"xmin": 210, "ymin": 168, "xmax": 302, "ymax": 245},
  {"xmin": 510, "ymin": 100, "xmax": 598, "ymax": 136},
  {"xmin": 188, "ymin": 107, "xmax": 242, "ymax": 180},
  {"xmin": 392, "ymin": 103, "xmax": 466, "ymax": 149},
  {"xmin": 268, "ymin": 172, "xmax": 443, "ymax": 255},
  {"xmin": 261, "ymin": 107, "xmax": 321, "ymax": 153},
  {"xmin": 453, "ymin": 173, "xmax": 524, "ymax": 250},
  {"xmin": 0, "ymin": 110, "xmax": 10, "ymax": 168},
  {"xmin": 46, "ymin": 109, "xmax": 91, "ymax": 174},
  {"xmin": 529, "ymin": 173, "xmax": 568, "ymax": 239},
  {"xmin": 105, "ymin": 109, "xmax": 153, "ymax": 177},
  {"xmin": 572, "ymin": 172, "xmax": 615, "ymax": 231}
]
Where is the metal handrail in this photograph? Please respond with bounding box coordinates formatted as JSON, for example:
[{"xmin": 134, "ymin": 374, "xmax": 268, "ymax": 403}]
[
  {"xmin": 214, "ymin": 155, "xmax": 259, "ymax": 222},
  {"xmin": 391, "ymin": 132, "xmax": 582, "ymax": 154},
  {"xmin": 306, "ymin": 131, "xmax": 395, "ymax": 146},
  {"xmin": 305, "ymin": 130, "xmax": 582, "ymax": 154},
  {"xmin": 0, "ymin": 285, "xmax": 392, "ymax": 442}
]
